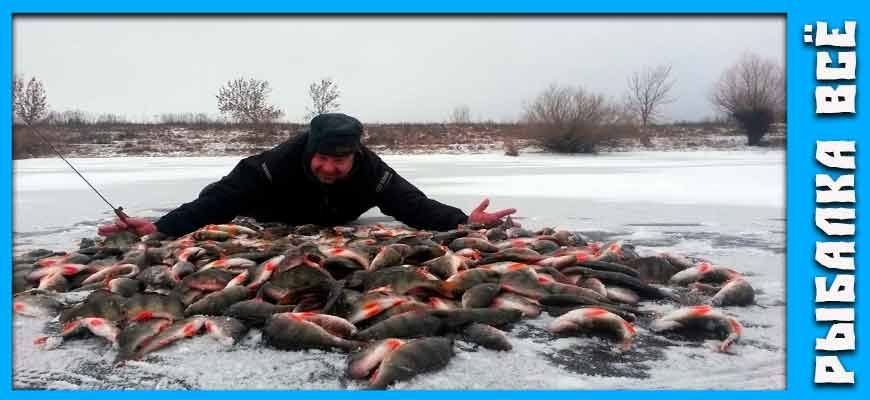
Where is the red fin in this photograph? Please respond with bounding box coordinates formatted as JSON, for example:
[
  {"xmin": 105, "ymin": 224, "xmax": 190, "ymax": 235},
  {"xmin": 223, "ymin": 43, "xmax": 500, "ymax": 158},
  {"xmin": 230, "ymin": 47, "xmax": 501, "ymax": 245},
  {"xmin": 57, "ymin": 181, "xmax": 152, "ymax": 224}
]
[
  {"xmin": 37, "ymin": 258, "xmax": 59, "ymax": 268},
  {"xmin": 690, "ymin": 305, "xmax": 713, "ymax": 316},
  {"xmin": 132, "ymin": 311, "xmax": 154, "ymax": 321},
  {"xmin": 62, "ymin": 321, "xmax": 80, "ymax": 334},
  {"xmin": 385, "ymin": 338, "xmax": 405, "ymax": 350},
  {"xmin": 13, "ymin": 302, "xmax": 24, "ymax": 312},
  {"xmin": 728, "ymin": 318, "xmax": 743, "ymax": 334},
  {"xmin": 509, "ymin": 263, "xmax": 526, "ymax": 271},
  {"xmin": 584, "ymin": 308, "xmax": 608, "ymax": 317},
  {"xmin": 182, "ymin": 323, "xmax": 199, "ymax": 336},
  {"xmin": 62, "ymin": 265, "xmax": 79, "ymax": 275},
  {"xmin": 623, "ymin": 320, "xmax": 636, "ymax": 335},
  {"xmin": 362, "ymin": 303, "xmax": 382, "ymax": 318}
]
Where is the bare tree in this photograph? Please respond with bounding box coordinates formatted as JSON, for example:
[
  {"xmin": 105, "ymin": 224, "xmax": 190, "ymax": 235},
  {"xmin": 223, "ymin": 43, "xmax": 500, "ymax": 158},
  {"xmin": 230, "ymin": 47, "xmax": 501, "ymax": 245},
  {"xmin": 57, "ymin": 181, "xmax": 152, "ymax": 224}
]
[
  {"xmin": 523, "ymin": 83, "xmax": 632, "ymax": 153},
  {"xmin": 305, "ymin": 78, "xmax": 341, "ymax": 120},
  {"xmin": 449, "ymin": 105, "xmax": 472, "ymax": 124},
  {"xmin": 14, "ymin": 77, "xmax": 48, "ymax": 125},
  {"xmin": 216, "ymin": 77, "xmax": 284, "ymax": 124},
  {"xmin": 710, "ymin": 52, "xmax": 785, "ymax": 146},
  {"xmin": 624, "ymin": 64, "xmax": 676, "ymax": 127},
  {"xmin": 12, "ymin": 75, "xmax": 23, "ymax": 116}
]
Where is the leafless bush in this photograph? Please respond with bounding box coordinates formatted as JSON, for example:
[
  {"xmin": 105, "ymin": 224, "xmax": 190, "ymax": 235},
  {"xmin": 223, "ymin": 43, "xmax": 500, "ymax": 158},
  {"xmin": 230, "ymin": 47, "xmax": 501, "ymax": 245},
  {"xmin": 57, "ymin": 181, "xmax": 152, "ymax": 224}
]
[
  {"xmin": 305, "ymin": 77, "xmax": 341, "ymax": 121},
  {"xmin": 216, "ymin": 77, "xmax": 284, "ymax": 124},
  {"xmin": 449, "ymin": 105, "xmax": 472, "ymax": 124},
  {"xmin": 624, "ymin": 64, "xmax": 676, "ymax": 127},
  {"xmin": 157, "ymin": 112, "xmax": 221, "ymax": 127},
  {"xmin": 14, "ymin": 76, "xmax": 48, "ymax": 125},
  {"xmin": 523, "ymin": 83, "xmax": 635, "ymax": 153},
  {"xmin": 710, "ymin": 52, "xmax": 785, "ymax": 146},
  {"xmin": 96, "ymin": 113, "xmax": 128, "ymax": 125},
  {"xmin": 46, "ymin": 110, "xmax": 87, "ymax": 126},
  {"xmin": 12, "ymin": 76, "xmax": 23, "ymax": 116},
  {"xmin": 504, "ymin": 137, "xmax": 519, "ymax": 156}
]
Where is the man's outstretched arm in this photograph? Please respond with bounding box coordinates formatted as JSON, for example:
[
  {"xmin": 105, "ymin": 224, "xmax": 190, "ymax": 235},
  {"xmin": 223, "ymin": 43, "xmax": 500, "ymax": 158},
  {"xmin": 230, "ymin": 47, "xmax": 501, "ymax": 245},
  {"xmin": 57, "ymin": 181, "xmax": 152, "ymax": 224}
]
[
  {"xmin": 153, "ymin": 155, "xmax": 271, "ymax": 237},
  {"xmin": 375, "ymin": 166, "xmax": 468, "ymax": 232},
  {"xmin": 374, "ymin": 164, "xmax": 516, "ymax": 231}
]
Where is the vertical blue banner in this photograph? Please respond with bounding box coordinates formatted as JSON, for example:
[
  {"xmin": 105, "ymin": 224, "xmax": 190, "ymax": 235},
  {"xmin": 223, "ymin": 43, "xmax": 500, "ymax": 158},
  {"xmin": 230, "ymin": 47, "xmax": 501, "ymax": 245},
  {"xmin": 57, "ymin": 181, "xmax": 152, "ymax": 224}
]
[{"xmin": 788, "ymin": 1, "xmax": 867, "ymax": 396}]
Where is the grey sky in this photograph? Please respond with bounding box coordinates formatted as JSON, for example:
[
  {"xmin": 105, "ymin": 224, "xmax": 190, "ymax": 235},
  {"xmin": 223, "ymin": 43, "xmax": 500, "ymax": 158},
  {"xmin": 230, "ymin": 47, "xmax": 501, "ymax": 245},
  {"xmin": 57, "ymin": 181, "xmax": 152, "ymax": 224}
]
[{"xmin": 14, "ymin": 16, "xmax": 784, "ymax": 123}]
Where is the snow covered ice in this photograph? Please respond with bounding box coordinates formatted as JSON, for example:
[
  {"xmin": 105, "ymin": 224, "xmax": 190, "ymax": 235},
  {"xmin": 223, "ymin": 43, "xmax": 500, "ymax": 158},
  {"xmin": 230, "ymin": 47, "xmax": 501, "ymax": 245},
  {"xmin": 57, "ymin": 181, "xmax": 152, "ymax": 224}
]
[{"xmin": 12, "ymin": 150, "xmax": 785, "ymax": 389}]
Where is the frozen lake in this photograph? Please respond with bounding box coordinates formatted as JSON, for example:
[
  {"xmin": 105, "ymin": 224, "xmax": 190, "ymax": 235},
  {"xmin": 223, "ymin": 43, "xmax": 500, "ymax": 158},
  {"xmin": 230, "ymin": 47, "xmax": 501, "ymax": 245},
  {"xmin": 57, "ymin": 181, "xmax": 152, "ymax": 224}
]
[{"xmin": 12, "ymin": 150, "xmax": 785, "ymax": 389}]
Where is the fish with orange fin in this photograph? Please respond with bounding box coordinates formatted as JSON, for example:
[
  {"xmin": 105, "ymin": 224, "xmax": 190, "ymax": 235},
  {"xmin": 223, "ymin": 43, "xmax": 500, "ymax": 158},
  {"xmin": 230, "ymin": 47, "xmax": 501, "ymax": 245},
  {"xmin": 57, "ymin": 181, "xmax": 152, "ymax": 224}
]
[
  {"xmin": 710, "ymin": 278, "xmax": 755, "ymax": 306},
  {"xmin": 369, "ymin": 244, "xmax": 412, "ymax": 272},
  {"xmin": 421, "ymin": 246, "xmax": 467, "ymax": 279},
  {"xmin": 263, "ymin": 313, "xmax": 362, "ymax": 352},
  {"xmin": 461, "ymin": 323, "xmax": 512, "ymax": 351},
  {"xmin": 13, "ymin": 292, "xmax": 64, "ymax": 318},
  {"xmin": 478, "ymin": 247, "xmax": 545, "ymax": 265},
  {"xmin": 490, "ymin": 292, "xmax": 541, "ymax": 318},
  {"xmin": 354, "ymin": 309, "xmax": 444, "ymax": 341},
  {"xmin": 548, "ymin": 307, "xmax": 637, "ymax": 350},
  {"xmin": 367, "ymin": 337, "xmax": 454, "ymax": 389},
  {"xmin": 199, "ymin": 257, "xmax": 257, "ymax": 272},
  {"xmin": 115, "ymin": 319, "xmax": 173, "ymax": 363},
  {"xmin": 442, "ymin": 268, "xmax": 501, "ymax": 298},
  {"xmin": 203, "ymin": 316, "xmax": 249, "ymax": 345},
  {"xmin": 449, "ymin": 237, "xmax": 499, "ymax": 253},
  {"xmin": 183, "ymin": 285, "xmax": 251, "ymax": 317},
  {"xmin": 650, "ymin": 305, "xmax": 743, "ymax": 352},
  {"xmin": 346, "ymin": 294, "xmax": 409, "ymax": 324},
  {"xmin": 669, "ymin": 262, "xmax": 742, "ymax": 286},
  {"xmin": 461, "ymin": 283, "xmax": 500, "ymax": 309},
  {"xmin": 224, "ymin": 297, "xmax": 293, "ymax": 327},
  {"xmin": 203, "ymin": 224, "xmax": 259, "ymax": 237},
  {"xmin": 35, "ymin": 317, "xmax": 121, "ymax": 351},
  {"xmin": 280, "ymin": 312, "xmax": 358, "ymax": 338},
  {"xmin": 348, "ymin": 338, "xmax": 406, "ymax": 379},
  {"xmin": 134, "ymin": 316, "xmax": 208, "ymax": 359},
  {"xmin": 126, "ymin": 292, "xmax": 186, "ymax": 322}
]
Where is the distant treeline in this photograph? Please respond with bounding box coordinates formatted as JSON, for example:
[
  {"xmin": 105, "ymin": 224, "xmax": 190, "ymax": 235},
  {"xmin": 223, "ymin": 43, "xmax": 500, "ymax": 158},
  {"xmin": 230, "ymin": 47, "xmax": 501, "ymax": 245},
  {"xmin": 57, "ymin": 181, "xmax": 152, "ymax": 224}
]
[{"xmin": 12, "ymin": 120, "xmax": 785, "ymax": 160}]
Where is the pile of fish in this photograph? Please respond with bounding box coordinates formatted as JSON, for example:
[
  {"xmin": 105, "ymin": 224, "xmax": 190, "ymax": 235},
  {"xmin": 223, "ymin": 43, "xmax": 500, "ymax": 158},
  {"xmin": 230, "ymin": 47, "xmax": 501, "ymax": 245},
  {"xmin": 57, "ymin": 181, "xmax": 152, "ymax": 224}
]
[{"xmin": 13, "ymin": 217, "xmax": 755, "ymax": 389}]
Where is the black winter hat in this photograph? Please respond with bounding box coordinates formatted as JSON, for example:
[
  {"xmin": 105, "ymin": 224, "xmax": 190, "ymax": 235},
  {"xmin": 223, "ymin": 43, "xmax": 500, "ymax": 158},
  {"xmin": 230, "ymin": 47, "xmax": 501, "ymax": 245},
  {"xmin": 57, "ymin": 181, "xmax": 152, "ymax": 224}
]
[{"xmin": 306, "ymin": 113, "xmax": 363, "ymax": 156}]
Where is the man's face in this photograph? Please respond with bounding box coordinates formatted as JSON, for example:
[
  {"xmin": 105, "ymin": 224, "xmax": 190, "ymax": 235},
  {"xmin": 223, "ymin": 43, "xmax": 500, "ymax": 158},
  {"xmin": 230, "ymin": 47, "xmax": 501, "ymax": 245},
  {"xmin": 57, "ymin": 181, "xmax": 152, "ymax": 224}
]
[{"xmin": 310, "ymin": 152, "xmax": 355, "ymax": 184}]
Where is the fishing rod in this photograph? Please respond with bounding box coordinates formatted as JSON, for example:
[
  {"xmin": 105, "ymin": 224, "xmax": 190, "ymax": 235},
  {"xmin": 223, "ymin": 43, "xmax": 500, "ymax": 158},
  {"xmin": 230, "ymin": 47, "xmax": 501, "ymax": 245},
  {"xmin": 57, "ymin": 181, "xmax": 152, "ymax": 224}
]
[{"xmin": 21, "ymin": 121, "xmax": 131, "ymax": 224}]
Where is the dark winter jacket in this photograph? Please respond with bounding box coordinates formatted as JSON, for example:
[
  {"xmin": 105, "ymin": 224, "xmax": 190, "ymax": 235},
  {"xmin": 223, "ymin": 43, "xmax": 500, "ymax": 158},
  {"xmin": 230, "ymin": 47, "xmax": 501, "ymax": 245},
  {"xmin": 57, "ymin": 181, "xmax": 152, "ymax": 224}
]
[{"xmin": 154, "ymin": 132, "xmax": 469, "ymax": 237}]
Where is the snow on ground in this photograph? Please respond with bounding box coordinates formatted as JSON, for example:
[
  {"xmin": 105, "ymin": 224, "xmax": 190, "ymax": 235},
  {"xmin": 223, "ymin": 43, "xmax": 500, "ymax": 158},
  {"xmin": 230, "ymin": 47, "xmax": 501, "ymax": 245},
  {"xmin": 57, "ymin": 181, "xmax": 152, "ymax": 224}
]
[{"xmin": 11, "ymin": 150, "xmax": 785, "ymax": 389}]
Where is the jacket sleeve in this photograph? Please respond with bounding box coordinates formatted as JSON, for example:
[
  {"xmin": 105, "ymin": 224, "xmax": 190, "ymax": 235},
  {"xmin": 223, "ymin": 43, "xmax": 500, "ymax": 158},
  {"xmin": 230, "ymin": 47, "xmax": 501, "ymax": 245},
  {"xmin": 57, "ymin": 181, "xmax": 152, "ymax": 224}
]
[
  {"xmin": 154, "ymin": 154, "xmax": 272, "ymax": 237},
  {"xmin": 374, "ymin": 162, "xmax": 468, "ymax": 232}
]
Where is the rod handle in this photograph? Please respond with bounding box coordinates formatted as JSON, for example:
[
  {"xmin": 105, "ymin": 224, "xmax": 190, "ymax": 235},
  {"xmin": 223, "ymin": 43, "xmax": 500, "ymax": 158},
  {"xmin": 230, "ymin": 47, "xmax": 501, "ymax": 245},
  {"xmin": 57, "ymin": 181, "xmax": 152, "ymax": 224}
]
[{"xmin": 114, "ymin": 207, "xmax": 130, "ymax": 224}]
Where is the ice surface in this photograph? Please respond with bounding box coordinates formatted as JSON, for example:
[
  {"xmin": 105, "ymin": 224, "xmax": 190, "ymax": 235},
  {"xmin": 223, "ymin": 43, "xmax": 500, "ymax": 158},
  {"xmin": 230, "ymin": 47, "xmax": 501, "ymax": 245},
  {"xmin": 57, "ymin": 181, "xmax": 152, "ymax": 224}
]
[{"xmin": 12, "ymin": 150, "xmax": 785, "ymax": 389}]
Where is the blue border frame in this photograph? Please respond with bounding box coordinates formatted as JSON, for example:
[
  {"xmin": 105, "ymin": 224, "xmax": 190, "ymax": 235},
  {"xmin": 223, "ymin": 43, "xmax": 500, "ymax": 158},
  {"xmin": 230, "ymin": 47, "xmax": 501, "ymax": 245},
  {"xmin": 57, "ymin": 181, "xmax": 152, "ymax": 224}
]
[{"xmin": 3, "ymin": 0, "xmax": 869, "ymax": 398}]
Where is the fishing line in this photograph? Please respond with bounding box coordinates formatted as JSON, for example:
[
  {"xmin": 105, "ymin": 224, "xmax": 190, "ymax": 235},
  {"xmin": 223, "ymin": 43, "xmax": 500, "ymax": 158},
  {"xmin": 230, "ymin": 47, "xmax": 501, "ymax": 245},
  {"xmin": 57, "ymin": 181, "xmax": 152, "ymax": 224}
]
[{"xmin": 21, "ymin": 122, "xmax": 130, "ymax": 221}]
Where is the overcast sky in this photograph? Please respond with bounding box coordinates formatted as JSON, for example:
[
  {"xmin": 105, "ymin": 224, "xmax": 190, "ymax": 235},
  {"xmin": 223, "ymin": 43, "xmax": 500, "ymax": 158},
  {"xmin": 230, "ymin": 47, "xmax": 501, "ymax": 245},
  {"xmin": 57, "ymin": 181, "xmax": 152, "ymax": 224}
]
[{"xmin": 14, "ymin": 16, "xmax": 784, "ymax": 123}]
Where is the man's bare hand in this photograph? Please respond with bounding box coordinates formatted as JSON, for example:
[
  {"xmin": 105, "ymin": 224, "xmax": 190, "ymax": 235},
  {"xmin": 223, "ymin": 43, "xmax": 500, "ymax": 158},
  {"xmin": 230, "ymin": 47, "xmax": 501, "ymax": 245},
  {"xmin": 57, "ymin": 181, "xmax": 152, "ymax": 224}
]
[
  {"xmin": 98, "ymin": 217, "xmax": 157, "ymax": 237},
  {"xmin": 467, "ymin": 198, "xmax": 517, "ymax": 227}
]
